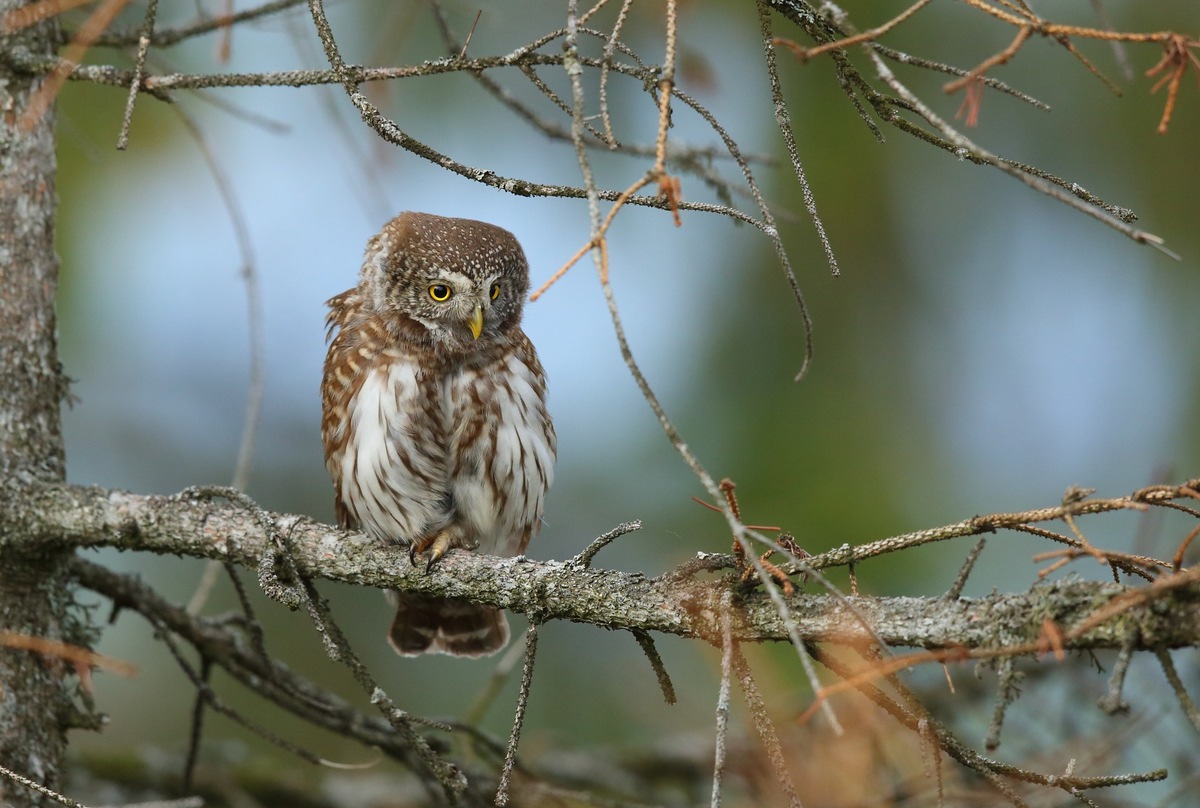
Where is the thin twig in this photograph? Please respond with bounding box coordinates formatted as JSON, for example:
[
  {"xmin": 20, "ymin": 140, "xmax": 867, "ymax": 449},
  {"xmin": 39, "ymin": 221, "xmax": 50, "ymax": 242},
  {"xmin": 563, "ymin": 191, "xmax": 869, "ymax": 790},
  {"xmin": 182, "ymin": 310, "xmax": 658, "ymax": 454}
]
[
  {"xmin": 158, "ymin": 627, "xmax": 330, "ymax": 765},
  {"xmin": 464, "ymin": 637, "xmax": 529, "ymax": 727},
  {"xmin": 781, "ymin": 0, "xmax": 932, "ymax": 63},
  {"xmin": 808, "ymin": 643, "xmax": 1168, "ymax": 803},
  {"xmin": 711, "ymin": 591, "xmax": 734, "ymax": 808},
  {"xmin": 221, "ymin": 560, "xmax": 269, "ymax": 659},
  {"xmin": 756, "ymin": 1, "xmax": 823, "ymax": 379},
  {"xmin": 181, "ymin": 658, "xmax": 210, "ymax": 792},
  {"xmin": 1097, "ymin": 632, "xmax": 1136, "ymax": 715},
  {"xmin": 172, "ymin": 106, "xmax": 264, "ymax": 616},
  {"xmin": 874, "ymin": 42, "xmax": 1051, "ymax": 109},
  {"xmin": 918, "ymin": 718, "xmax": 946, "ymax": 807},
  {"xmin": 72, "ymin": 557, "xmax": 450, "ymax": 767},
  {"xmin": 16, "ymin": 0, "xmax": 131, "ymax": 133},
  {"xmin": 1154, "ymin": 648, "xmax": 1200, "ymax": 732},
  {"xmin": 730, "ymin": 646, "xmax": 803, "ymax": 807},
  {"xmin": 985, "ymin": 655, "xmax": 1018, "ymax": 752},
  {"xmin": 736, "ymin": 531, "xmax": 844, "ymax": 735},
  {"xmin": 90, "ymin": 0, "xmax": 307, "ymax": 48},
  {"xmin": 0, "ymin": 632, "xmax": 135, "ymax": 676},
  {"xmin": 598, "ymin": 0, "xmax": 634, "ymax": 146},
  {"xmin": 759, "ymin": 2, "xmax": 840, "ymax": 281},
  {"xmin": 0, "ymin": 763, "xmax": 87, "ymax": 808},
  {"xmin": 458, "ymin": 9, "xmax": 482, "ymax": 59},
  {"xmin": 497, "ymin": 624, "xmax": 540, "ymax": 806},
  {"xmin": 571, "ymin": 520, "xmax": 642, "ymax": 567},
  {"xmin": 799, "ymin": 482, "xmax": 1196, "ymax": 572},
  {"xmin": 865, "ymin": 49, "xmax": 1177, "ymax": 257},
  {"xmin": 116, "ymin": 0, "xmax": 157, "ymax": 150},
  {"xmin": 945, "ymin": 536, "xmax": 988, "ymax": 599},
  {"xmin": 631, "ymin": 628, "xmax": 677, "ymax": 705}
]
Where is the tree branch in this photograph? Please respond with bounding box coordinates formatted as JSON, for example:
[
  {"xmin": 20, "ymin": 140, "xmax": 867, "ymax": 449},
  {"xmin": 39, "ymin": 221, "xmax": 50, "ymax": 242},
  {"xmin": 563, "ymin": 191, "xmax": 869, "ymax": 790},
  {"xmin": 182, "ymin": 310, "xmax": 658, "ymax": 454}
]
[{"xmin": 6, "ymin": 482, "xmax": 1199, "ymax": 652}]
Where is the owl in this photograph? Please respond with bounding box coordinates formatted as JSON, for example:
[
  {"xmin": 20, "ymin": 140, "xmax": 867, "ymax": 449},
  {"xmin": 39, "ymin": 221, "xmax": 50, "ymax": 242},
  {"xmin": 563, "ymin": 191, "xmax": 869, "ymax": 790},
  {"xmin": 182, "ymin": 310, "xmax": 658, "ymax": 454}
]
[{"xmin": 321, "ymin": 211, "xmax": 555, "ymax": 657}]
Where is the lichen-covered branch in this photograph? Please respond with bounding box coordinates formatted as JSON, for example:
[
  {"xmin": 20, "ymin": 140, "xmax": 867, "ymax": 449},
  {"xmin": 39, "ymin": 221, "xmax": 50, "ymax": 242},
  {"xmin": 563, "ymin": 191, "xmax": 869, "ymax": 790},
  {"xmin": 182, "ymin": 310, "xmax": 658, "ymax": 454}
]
[{"xmin": 5, "ymin": 481, "xmax": 1198, "ymax": 653}]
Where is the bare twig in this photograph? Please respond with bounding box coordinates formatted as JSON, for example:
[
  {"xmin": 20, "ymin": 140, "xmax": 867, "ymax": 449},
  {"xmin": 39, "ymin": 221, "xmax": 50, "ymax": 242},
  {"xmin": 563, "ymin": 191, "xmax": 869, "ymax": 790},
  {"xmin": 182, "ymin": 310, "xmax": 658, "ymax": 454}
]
[
  {"xmin": 116, "ymin": 0, "xmax": 157, "ymax": 149},
  {"xmin": 0, "ymin": 763, "xmax": 87, "ymax": 808},
  {"xmin": 598, "ymin": 0, "xmax": 635, "ymax": 146},
  {"xmin": 758, "ymin": 1, "xmax": 840, "ymax": 282},
  {"xmin": 571, "ymin": 520, "xmax": 642, "ymax": 568},
  {"xmin": 181, "ymin": 657, "xmax": 209, "ymax": 792},
  {"xmin": 90, "ymin": 0, "xmax": 308, "ymax": 48},
  {"xmin": 157, "ymin": 627, "xmax": 331, "ymax": 766},
  {"xmin": 946, "ymin": 536, "xmax": 988, "ymax": 600},
  {"xmin": 711, "ymin": 592, "xmax": 734, "ymax": 808},
  {"xmin": 918, "ymin": 718, "xmax": 946, "ymax": 807},
  {"xmin": 0, "ymin": 632, "xmax": 135, "ymax": 677},
  {"xmin": 70, "ymin": 557, "xmax": 452, "ymax": 769},
  {"xmin": 1097, "ymin": 633, "xmax": 1136, "ymax": 715},
  {"xmin": 800, "ymin": 482, "xmax": 1198, "ymax": 573},
  {"xmin": 497, "ymin": 624, "xmax": 540, "ymax": 806},
  {"xmin": 731, "ymin": 646, "xmax": 803, "ymax": 807},
  {"xmin": 631, "ymin": 628, "xmax": 677, "ymax": 705},
  {"xmin": 736, "ymin": 531, "xmax": 844, "ymax": 735},
  {"xmin": 15, "ymin": 0, "xmax": 131, "ymax": 132},
  {"xmin": 464, "ymin": 636, "xmax": 529, "ymax": 727},
  {"xmin": 172, "ymin": 106, "xmax": 265, "ymax": 617},
  {"xmin": 808, "ymin": 643, "xmax": 1168, "ymax": 804},
  {"xmin": 775, "ymin": 0, "xmax": 932, "ymax": 63},
  {"xmin": 985, "ymin": 655, "xmax": 1019, "ymax": 752},
  {"xmin": 1154, "ymin": 648, "xmax": 1200, "ymax": 732},
  {"xmin": 864, "ymin": 49, "xmax": 1177, "ymax": 257}
]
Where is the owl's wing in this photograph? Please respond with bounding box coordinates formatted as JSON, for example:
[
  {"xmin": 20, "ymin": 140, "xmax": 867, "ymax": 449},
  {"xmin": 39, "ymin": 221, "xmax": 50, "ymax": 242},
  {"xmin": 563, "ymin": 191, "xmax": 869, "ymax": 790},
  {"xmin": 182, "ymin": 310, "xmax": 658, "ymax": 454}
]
[{"xmin": 323, "ymin": 321, "xmax": 453, "ymax": 544}]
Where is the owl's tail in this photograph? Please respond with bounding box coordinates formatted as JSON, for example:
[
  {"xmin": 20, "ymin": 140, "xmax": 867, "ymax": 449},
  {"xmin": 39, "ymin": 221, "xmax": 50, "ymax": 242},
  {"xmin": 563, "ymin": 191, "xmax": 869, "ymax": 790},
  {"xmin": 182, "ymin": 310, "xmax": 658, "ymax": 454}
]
[{"xmin": 387, "ymin": 590, "xmax": 510, "ymax": 657}]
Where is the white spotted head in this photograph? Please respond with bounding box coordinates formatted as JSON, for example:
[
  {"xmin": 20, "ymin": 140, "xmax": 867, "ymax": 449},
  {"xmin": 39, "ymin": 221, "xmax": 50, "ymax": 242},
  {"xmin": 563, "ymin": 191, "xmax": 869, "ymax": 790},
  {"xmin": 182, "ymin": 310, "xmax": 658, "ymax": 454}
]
[{"xmin": 360, "ymin": 211, "xmax": 530, "ymax": 351}]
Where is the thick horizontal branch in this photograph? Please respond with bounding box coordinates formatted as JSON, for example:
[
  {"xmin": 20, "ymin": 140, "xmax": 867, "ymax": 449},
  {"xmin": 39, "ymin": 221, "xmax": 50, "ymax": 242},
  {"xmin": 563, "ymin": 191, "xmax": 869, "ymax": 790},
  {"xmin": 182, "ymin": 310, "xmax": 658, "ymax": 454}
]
[{"xmin": 4, "ymin": 481, "xmax": 1199, "ymax": 651}]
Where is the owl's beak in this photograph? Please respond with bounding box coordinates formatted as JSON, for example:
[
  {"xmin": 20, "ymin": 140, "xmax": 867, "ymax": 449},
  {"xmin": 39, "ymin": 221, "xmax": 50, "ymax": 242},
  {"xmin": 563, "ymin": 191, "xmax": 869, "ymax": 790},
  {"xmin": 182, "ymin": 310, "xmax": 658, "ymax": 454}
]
[{"xmin": 467, "ymin": 304, "xmax": 483, "ymax": 340}]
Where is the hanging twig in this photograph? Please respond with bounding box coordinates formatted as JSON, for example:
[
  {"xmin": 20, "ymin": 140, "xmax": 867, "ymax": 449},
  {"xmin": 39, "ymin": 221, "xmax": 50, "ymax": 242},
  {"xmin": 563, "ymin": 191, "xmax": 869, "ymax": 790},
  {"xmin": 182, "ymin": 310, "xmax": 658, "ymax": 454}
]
[
  {"xmin": 496, "ymin": 624, "xmax": 541, "ymax": 806},
  {"xmin": 731, "ymin": 647, "xmax": 803, "ymax": 807},
  {"xmin": 116, "ymin": 0, "xmax": 157, "ymax": 149},
  {"xmin": 631, "ymin": 628, "xmax": 677, "ymax": 705},
  {"xmin": 710, "ymin": 592, "xmax": 734, "ymax": 808},
  {"xmin": 1155, "ymin": 648, "xmax": 1200, "ymax": 732}
]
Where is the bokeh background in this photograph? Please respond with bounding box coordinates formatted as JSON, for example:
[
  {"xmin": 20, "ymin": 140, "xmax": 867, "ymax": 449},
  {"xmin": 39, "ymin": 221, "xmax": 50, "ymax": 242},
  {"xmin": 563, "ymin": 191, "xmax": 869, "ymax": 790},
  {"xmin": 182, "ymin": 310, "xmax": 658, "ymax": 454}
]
[{"xmin": 54, "ymin": 0, "xmax": 1200, "ymax": 803}]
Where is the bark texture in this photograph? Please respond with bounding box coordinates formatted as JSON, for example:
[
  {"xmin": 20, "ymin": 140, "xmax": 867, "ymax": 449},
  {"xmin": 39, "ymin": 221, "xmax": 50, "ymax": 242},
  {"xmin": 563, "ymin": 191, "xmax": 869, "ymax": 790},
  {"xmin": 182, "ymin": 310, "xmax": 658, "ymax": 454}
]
[{"xmin": 0, "ymin": 5, "xmax": 80, "ymax": 804}]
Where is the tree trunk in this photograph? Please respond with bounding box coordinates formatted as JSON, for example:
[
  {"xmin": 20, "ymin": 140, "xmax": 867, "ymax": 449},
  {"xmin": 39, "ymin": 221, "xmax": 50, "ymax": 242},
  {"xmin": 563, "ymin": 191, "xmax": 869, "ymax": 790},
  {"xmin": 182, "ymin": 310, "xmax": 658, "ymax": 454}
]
[{"xmin": 0, "ymin": 5, "xmax": 79, "ymax": 804}]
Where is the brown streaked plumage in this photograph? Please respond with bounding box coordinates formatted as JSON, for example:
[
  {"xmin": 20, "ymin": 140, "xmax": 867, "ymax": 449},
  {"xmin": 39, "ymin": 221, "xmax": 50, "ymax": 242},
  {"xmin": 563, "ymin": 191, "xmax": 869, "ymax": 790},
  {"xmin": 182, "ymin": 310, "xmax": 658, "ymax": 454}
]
[{"xmin": 321, "ymin": 212, "xmax": 555, "ymax": 657}]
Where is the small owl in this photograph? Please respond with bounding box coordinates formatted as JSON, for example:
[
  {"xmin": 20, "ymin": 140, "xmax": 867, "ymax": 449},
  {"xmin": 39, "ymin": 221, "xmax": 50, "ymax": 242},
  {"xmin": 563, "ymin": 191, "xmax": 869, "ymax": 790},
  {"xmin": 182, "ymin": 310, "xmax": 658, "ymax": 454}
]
[{"xmin": 321, "ymin": 211, "xmax": 555, "ymax": 657}]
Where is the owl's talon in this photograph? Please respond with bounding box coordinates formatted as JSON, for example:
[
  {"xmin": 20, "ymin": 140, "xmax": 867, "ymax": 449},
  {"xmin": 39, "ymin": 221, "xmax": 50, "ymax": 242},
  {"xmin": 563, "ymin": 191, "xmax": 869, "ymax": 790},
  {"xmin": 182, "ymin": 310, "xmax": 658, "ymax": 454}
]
[
  {"xmin": 405, "ymin": 532, "xmax": 453, "ymax": 573},
  {"xmin": 423, "ymin": 532, "xmax": 453, "ymax": 574}
]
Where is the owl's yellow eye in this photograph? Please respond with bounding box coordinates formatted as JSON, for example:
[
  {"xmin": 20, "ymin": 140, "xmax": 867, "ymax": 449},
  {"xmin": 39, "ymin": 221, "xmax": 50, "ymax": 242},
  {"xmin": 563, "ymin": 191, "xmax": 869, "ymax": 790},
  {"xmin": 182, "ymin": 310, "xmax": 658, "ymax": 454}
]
[
  {"xmin": 489, "ymin": 283, "xmax": 500, "ymax": 301},
  {"xmin": 429, "ymin": 284, "xmax": 452, "ymax": 302}
]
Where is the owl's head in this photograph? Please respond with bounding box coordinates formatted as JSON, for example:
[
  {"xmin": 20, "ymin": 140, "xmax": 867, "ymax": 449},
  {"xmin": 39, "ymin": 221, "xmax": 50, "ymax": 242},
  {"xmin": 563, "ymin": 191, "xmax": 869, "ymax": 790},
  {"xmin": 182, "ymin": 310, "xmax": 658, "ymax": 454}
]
[{"xmin": 361, "ymin": 211, "xmax": 530, "ymax": 350}]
